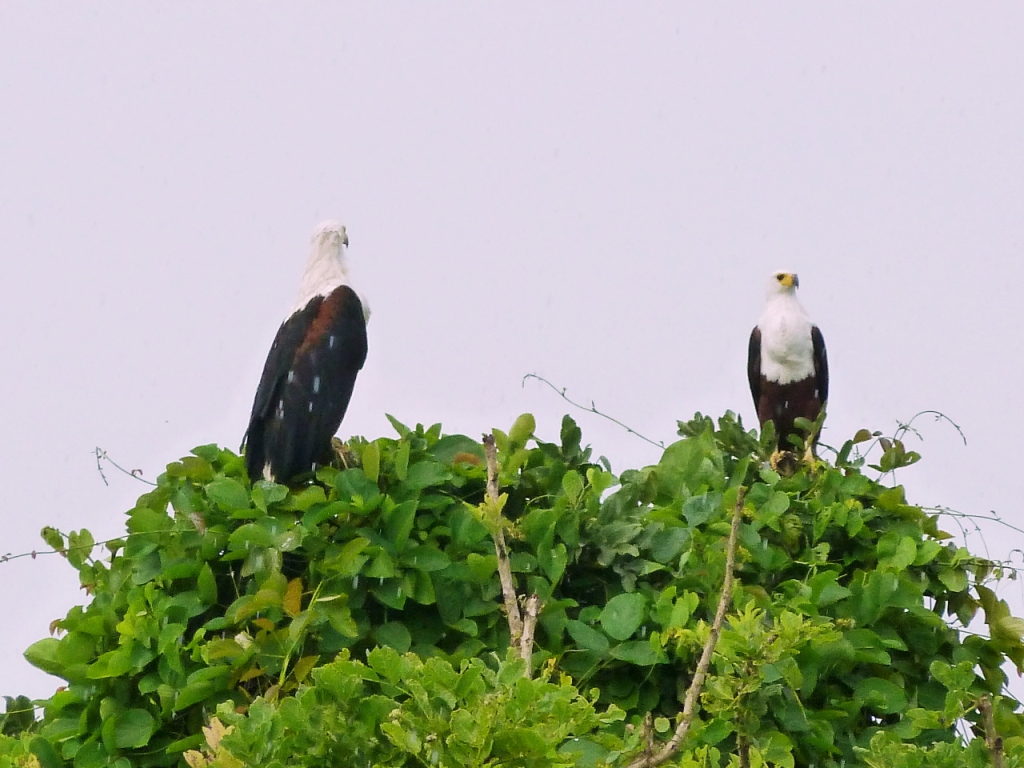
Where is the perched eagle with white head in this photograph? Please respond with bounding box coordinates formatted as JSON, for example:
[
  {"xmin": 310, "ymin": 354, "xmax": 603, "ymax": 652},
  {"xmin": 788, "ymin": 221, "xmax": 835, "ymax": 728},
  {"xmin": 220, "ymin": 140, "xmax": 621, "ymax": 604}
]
[
  {"xmin": 242, "ymin": 221, "xmax": 369, "ymax": 484},
  {"xmin": 747, "ymin": 271, "xmax": 828, "ymax": 461}
]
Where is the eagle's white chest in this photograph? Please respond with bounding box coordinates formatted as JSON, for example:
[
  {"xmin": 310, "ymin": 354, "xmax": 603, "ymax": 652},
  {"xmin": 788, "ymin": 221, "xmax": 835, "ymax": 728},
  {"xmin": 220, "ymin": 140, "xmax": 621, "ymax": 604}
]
[{"xmin": 758, "ymin": 299, "xmax": 815, "ymax": 384}]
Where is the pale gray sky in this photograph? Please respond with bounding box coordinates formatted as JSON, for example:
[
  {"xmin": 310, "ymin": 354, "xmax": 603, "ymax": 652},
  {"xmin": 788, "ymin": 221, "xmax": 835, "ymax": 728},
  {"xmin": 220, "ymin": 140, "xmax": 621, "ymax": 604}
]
[{"xmin": 3, "ymin": 4, "xmax": 1024, "ymax": 699}]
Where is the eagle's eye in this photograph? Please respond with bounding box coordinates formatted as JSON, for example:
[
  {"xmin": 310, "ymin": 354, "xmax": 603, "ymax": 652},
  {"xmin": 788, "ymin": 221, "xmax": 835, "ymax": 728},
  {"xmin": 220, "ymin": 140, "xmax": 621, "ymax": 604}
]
[{"xmin": 776, "ymin": 273, "xmax": 785, "ymax": 281}]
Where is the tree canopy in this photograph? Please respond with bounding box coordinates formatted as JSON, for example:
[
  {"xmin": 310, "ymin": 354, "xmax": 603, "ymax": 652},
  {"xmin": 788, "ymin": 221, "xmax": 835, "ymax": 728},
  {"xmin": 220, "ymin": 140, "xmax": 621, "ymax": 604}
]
[{"xmin": 3, "ymin": 411, "xmax": 1024, "ymax": 767}]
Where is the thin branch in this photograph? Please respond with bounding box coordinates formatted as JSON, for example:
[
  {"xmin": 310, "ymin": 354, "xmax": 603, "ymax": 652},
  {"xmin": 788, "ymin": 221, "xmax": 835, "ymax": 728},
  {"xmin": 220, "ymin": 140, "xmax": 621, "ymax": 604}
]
[
  {"xmin": 895, "ymin": 410, "xmax": 967, "ymax": 447},
  {"xmin": 483, "ymin": 434, "xmax": 523, "ymax": 649},
  {"xmin": 923, "ymin": 506, "xmax": 1024, "ymax": 539},
  {"xmin": 737, "ymin": 734, "xmax": 750, "ymax": 768},
  {"xmin": 626, "ymin": 487, "xmax": 746, "ymax": 768},
  {"xmin": 95, "ymin": 447, "xmax": 157, "ymax": 487},
  {"xmin": 522, "ymin": 374, "xmax": 665, "ymax": 450},
  {"xmin": 520, "ymin": 593, "xmax": 542, "ymax": 674},
  {"xmin": 979, "ymin": 695, "xmax": 1004, "ymax": 768},
  {"xmin": 1, "ymin": 537, "xmax": 107, "ymax": 564},
  {"xmin": 1, "ymin": 526, "xmax": 179, "ymax": 566}
]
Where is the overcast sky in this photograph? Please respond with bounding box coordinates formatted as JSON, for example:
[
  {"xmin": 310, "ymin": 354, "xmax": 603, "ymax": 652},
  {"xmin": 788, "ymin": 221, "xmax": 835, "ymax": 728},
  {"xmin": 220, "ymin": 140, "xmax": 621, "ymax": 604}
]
[{"xmin": 2, "ymin": 4, "xmax": 1024, "ymax": 700}]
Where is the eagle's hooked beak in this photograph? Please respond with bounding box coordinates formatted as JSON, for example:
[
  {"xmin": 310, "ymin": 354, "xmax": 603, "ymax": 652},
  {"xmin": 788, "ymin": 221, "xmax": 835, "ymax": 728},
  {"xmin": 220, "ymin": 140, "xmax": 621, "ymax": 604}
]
[{"xmin": 779, "ymin": 273, "xmax": 799, "ymax": 288}]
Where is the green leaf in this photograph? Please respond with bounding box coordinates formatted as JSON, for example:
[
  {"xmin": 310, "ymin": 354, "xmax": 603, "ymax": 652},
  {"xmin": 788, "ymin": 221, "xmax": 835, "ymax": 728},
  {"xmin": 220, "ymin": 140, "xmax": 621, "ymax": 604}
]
[
  {"xmin": 228, "ymin": 522, "xmax": 275, "ymax": 550},
  {"xmin": 701, "ymin": 717, "xmax": 733, "ymax": 745},
  {"xmin": 877, "ymin": 533, "xmax": 916, "ymax": 572},
  {"xmin": 809, "ymin": 571, "xmax": 852, "ymax": 607},
  {"xmin": 385, "ymin": 500, "xmax": 418, "ymax": 548},
  {"xmin": 292, "ymin": 485, "xmax": 327, "ymax": 511},
  {"xmin": 323, "ymin": 599, "xmax": 359, "ymax": 637},
  {"xmin": 326, "ymin": 537, "xmax": 370, "ymax": 576},
  {"xmin": 429, "ymin": 434, "xmax": 485, "ymax": 464},
  {"xmin": 386, "ymin": 413, "xmax": 411, "ymax": 437},
  {"xmin": 336, "ymin": 467, "xmax": 381, "ymax": 504},
  {"xmin": 197, "ymin": 562, "xmax": 218, "ymax": 605},
  {"xmin": 252, "ymin": 479, "xmax": 289, "ymax": 512},
  {"xmin": 764, "ymin": 490, "xmax": 791, "ymax": 516},
  {"xmin": 205, "ymin": 477, "xmax": 250, "ymax": 509},
  {"xmin": 650, "ymin": 527, "xmax": 689, "ymax": 564},
  {"xmin": 466, "ymin": 553, "xmax": 497, "ymax": 583},
  {"xmin": 362, "ymin": 441, "xmax": 380, "ymax": 483},
  {"xmin": 30, "ymin": 736, "xmax": 63, "ymax": 768},
  {"xmin": 994, "ymin": 616, "xmax": 1024, "ymax": 642},
  {"xmin": 23, "ymin": 638, "xmax": 62, "ymax": 675},
  {"xmin": 566, "ymin": 620, "xmax": 610, "ymax": 653},
  {"xmin": 914, "ymin": 539, "xmax": 943, "ymax": 566},
  {"xmin": 87, "ymin": 647, "xmax": 134, "ymax": 679},
  {"xmin": 562, "ymin": 470, "xmax": 585, "ymax": 505},
  {"xmin": 371, "ymin": 579, "xmax": 407, "ymax": 610},
  {"xmin": 366, "ymin": 551, "xmax": 396, "ymax": 579},
  {"xmin": 404, "ymin": 460, "xmax": 452, "ymax": 490},
  {"xmin": 127, "ymin": 507, "xmax": 173, "ymax": 534},
  {"xmin": 610, "ymin": 640, "xmax": 662, "ymax": 666},
  {"xmin": 40, "ymin": 526, "xmax": 65, "ymax": 551},
  {"xmin": 852, "ymin": 428, "xmax": 874, "ymax": 444},
  {"xmin": 401, "ymin": 545, "xmax": 450, "ymax": 572},
  {"xmin": 682, "ymin": 493, "xmax": 719, "ymax": 527},
  {"xmin": 854, "ymin": 677, "xmax": 908, "ymax": 714},
  {"xmin": 600, "ymin": 593, "xmax": 647, "ymax": 641},
  {"xmin": 374, "ymin": 622, "xmax": 412, "ymax": 653},
  {"xmin": 395, "ymin": 440, "xmax": 411, "ymax": 480},
  {"xmin": 668, "ymin": 593, "xmax": 698, "ymax": 629},
  {"xmin": 540, "ymin": 542, "xmax": 568, "ymax": 583},
  {"xmin": 366, "ymin": 646, "xmax": 405, "ymax": 684},
  {"xmin": 938, "ymin": 567, "xmax": 968, "ymax": 593},
  {"xmin": 381, "ymin": 721, "xmax": 422, "ymax": 754},
  {"xmin": 109, "ymin": 708, "xmax": 155, "ymax": 748},
  {"xmin": 508, "ymin": 413, "xmax": 536, "ymax": 450}
]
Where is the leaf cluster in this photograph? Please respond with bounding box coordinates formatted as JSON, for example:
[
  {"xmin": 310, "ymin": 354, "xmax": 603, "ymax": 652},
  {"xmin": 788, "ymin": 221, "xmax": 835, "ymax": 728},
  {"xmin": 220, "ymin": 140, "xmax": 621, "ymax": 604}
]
[{"xmin": 183, "ymin": 648, "xmax": 624, "ymax": 768}]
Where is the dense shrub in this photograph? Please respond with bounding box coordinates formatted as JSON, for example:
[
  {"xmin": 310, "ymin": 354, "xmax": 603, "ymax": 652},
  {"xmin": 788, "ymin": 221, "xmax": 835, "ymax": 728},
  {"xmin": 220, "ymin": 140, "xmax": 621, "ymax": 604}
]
[{"xmin": 6, "ymin": 412, "xmax": 1024, "ymax": 766}]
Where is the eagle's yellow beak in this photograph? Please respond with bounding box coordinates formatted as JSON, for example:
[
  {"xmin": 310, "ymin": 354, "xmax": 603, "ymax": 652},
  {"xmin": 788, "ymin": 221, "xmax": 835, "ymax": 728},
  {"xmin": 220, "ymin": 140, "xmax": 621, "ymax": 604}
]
[{"xmin": 779, "ymin": 273, "xmax": 799, "ymax": 288}]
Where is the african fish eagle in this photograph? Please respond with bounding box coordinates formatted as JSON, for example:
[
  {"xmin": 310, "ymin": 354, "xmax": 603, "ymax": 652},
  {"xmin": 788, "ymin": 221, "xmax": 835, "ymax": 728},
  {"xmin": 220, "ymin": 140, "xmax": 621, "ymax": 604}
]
[
  {"xmin": 747, "ymin": 271, "xmax": 828, "ymax": 461},
  {"xmin": 242, "ymin": 221, "xmax": 369, "ymax": 484}
]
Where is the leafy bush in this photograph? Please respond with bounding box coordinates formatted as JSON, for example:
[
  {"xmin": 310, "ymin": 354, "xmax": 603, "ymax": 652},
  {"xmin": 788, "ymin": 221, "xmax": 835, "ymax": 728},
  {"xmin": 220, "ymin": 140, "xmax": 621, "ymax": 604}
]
[
  {"xmin": 13, "ymin": 412, "xmax": 1024, "ymax": 766},
  {"xmin": 182, "ymin": 649, "xmax": 623, "ymax": 768}
]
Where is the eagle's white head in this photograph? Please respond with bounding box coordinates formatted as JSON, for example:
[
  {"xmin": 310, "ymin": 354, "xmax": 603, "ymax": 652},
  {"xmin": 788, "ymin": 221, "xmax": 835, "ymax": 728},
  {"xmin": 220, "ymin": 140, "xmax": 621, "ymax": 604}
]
[
  {"xmin": 766, "ymin": 270, "xmax": 799, "ymax": 299},
  {"xmin": 291, "ymin": 220, "xmax": 355, "ymax": 315},
  {"xmin": 311, "ymin": 220, "xmax": 349, "ymax": 267}
]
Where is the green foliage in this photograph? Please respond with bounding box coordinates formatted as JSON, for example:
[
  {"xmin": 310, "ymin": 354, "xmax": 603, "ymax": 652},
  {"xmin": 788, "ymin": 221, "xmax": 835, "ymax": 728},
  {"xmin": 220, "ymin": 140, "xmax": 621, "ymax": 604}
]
[
  {"xmin": 0, "ymin": 698, "xmax": 38, "ymax": 768},
  {"xmin": 182, "ymin": 649, "xmax": 623, "ymax": 768},
  {"xmin": 0, "ymin": 733, "xmax": 36, "ymax": 768},
  {"xmin": 14, "ymin": 411, "xmax": 1024, "ymax": 766},
  {"xmin": 0, "ymin": 698, "xmax": 35, "ymax": 739}
]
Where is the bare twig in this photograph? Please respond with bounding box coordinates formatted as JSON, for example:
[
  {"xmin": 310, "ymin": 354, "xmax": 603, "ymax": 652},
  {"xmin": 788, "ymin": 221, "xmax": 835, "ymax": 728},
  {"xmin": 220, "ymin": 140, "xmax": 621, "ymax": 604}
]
[
  {"xmin": 979, "ymin": 695, "xmax": 1004, "ymax": 768},
  {"xmin": 641, "ymin": 714, "xmax": 655, "ymax": 758},
  {"xmin": 738, "ymin": 734, "xmax": 750, "ymax": 768},
  {"xmin": 626, "ymin": 487, "xmax": 746, "ymax": 768},
  {"xmin": 522, "ymin": 374, "xmax": 664, "ymax": 449},
  {"xmin": 0, "ymin": 524, "xmax": 196, "ymax": 566},
  {"xmin": 95, "ymin": 447, "xmax": 157, "ymax": 487},
  {"xmin": 483, "ymin": 434, "xmax": 524, "ymax": 649},
  {"xmin": 923, "ymin": 505, "xmax": 1024, "ymax": 539},
  {"xmin": 895, "ymin": 410, "xmax": 967, "ymax": 447}
]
